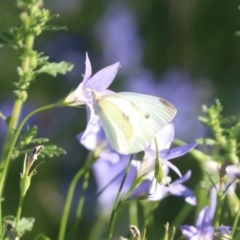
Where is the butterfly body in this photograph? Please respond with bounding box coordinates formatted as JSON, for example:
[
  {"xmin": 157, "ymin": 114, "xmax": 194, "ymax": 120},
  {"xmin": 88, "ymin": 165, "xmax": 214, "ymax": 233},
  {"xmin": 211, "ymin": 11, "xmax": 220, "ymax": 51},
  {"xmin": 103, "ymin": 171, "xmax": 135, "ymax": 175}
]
[{"xmin": 92, "ymin": 90, "xmax": 176, "ymax": 154}]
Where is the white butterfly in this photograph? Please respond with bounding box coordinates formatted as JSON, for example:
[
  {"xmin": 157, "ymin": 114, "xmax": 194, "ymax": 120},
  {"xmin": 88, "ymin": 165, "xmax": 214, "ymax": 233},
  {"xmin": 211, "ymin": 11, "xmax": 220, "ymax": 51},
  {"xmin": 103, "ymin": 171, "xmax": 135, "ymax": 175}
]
[{"xmin": 92, "ymin": 90, "xmax": 177, "ymax": 155}]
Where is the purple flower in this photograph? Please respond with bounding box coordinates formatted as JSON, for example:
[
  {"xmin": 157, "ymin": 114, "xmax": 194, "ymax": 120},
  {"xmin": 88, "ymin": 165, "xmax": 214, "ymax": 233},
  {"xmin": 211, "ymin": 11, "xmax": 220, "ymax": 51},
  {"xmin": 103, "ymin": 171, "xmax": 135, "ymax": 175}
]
[
  {"xmin": 64, "ymin": 52, "xmax": 120, "ymax": 143},
  {"xmin": 180, "ymin": 189, "xmax": 231, "ymax": 239},
  {"xmin": 148, "ymin": 170, "xmax": 196, "ymax": 205},
  {"xmin": 92, "ymin": 155, "xmax": 151, "ymax": 214},
  {"xmin": 180, "ymin": 206, "xmax": 214, "ymax": 240},
  {"xmin": 226, "ymin": 164, "xmax": 240, "ymax": 179},
  {"xmin": 133, "ymin": 123, "xmax": 197, "ymax": 179},
  {"xmin": 64, "ymin": 52, "xmax": 120, "ymax": 106},
  {"xmin": 91, "ymin": 123, "xmax": 197, "ymax": 214},
  {"xmin": 76, "ymin": 121, "xmax": 121, "ymax": 163}
]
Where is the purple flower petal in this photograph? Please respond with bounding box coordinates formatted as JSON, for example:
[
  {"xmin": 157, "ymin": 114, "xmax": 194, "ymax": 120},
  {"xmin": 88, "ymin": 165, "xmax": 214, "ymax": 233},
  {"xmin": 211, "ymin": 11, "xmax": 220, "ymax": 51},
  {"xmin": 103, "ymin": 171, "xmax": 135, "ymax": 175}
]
[
  {"xmin": 80, "ymin": 104, "xmax": 99, "ymax": 141},
  {"xmin": 148, "ymin": 179, "xmax": 169, "ymax": 201},
  {"xmin": 161, "ymin": 159, "xmax": 182, "ymax": 177},
  {"xmin": 92, "ymin": 156, "xmax": 137, "ymax": 212},
  {"xmin": 226, "ymin": 164, "xmax": 240, "ymax": 178},
  {"xmin": 82, "ymin": 52, "xmax": 92, "ymax": 84},
  {"xmin": 217, "ymin": 226, "xmax": 231, "ymax": 235},
  {"xmin": 150, "ymin": 123, "xmax": 175, "ymax": 150},
  {"xmin": 180, "ymin": 226, "xmax": 198, "ymax": 238},
  {"xmin": 164, "ymin": 143, "xmax": 197, "ymax": 160},
  {"xmin": 167, "ymin": 171, "xmax": 196, "ymax": 205},
  {"xmin": 85, "ymin": 62, "xmax": 120, "ymax": 92}
]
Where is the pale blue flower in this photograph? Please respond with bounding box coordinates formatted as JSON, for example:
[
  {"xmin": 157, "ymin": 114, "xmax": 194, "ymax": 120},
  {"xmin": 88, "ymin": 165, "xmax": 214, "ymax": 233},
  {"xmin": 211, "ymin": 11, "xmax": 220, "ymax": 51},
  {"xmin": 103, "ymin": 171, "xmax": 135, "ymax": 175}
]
[
  {"xmin": 180, "ymin": 189, "xmax": 231, "ymax": 239},
  {"xmin": 133, "ymin": 123, "xmax": 197, "ymax": 178},
  {"xmin": 66, "ymin": 52, "xmax": 120, "ymax": 142},
  {"xmin": 65, "ymin": 52, "xmax": 120, "ymax": 106},
  {"xmin": 180, "ymin": 206, "xmax": 214, "ymax": 240},
  {"xmin": 91, "ymin": 123, "xmax": 197, "ymax": 213},
  {"xmin": 92, "ymin": 155, "xmax": 151, "ymax": 214},
  {"xmin": 148, "ymin": 170, "xmax": 196, "ymax": 205}
]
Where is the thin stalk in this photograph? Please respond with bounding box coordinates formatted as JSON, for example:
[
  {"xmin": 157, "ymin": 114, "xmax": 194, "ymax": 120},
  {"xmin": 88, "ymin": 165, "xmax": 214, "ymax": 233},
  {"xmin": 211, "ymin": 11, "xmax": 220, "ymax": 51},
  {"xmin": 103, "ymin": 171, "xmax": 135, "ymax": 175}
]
[
  {"xmin": 213, "ymin": 192, "xmax": 225, "ymax": 228},
  {"xmin": 231, "ymin": 198, "xmax": 240, "ymax": 237},
  {"xmin": 58, "ymin": 154, "xmax": 94, "ymax": 240},
  {"xmin": 129, "ymin": 201, "xmax": 138, "ymax": 226},
  {"xmin": 72, "ymin": 155, "xmax": 92, "ymax": 239},
  {"xmin": 14, "ymin": 194, "xmax": 25, "ymax": 230},
  {"xmin": 0, "ymin": 9, "xmax": 38, "ymax": 236},
  {"xmin": 105, "ymin": 154, "xmax": 133, "ymax": 240}
]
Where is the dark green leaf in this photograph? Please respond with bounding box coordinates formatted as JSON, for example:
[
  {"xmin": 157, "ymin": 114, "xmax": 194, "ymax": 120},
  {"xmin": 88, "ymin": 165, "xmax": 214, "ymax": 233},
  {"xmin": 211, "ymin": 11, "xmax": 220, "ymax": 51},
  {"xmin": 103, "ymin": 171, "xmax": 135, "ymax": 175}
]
[{"xmin": 35, "ymin": 61, "xmax": 73, "ymax": 76}]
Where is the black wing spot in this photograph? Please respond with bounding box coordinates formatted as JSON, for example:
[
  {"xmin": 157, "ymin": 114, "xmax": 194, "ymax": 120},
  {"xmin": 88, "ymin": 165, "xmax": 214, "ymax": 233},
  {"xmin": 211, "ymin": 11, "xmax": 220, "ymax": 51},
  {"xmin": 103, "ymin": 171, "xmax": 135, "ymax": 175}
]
[
  {"xmin": 122, "ymin": 113, "xmax": 129, "ymax": 121},
  {"xmin": 159, "ymin": 98, "xmax": 174, "ymax": 109},
  {"xmin": 145, "ymin": 113, "xmax": 150, "ymax": 119}
]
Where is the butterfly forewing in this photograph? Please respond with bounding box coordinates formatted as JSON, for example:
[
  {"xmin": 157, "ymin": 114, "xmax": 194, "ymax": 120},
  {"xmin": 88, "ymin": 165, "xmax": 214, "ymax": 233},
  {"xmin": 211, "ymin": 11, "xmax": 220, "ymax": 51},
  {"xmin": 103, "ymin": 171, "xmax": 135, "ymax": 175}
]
[
  {"xmin": 93, "ymin": 91, "xmax": 177, "ymax": 154},
  {"xmin": 115, "ymin": 92, "xmax": 176, "ymax": 153},
  {"xmin": 95, "ymin": 95, "xmax": 142, "ymax": 154}
]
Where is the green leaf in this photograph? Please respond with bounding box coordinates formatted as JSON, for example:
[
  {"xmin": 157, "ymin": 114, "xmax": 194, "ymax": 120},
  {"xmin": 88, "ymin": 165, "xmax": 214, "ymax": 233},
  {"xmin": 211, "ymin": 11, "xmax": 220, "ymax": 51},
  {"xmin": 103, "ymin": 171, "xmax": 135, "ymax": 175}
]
[
  {"xmin": 19, "ymin": 125, "xmax": 38, "ymax": 146},
  {"xmin": 40, "ymin": 145, "xmax": 67, "ymax": 158},
  {"xmin": 43, "ymin": 25, "xmax": 67, "ymax": 32},
  {"xmin": 35, "ymin": 61, "xmax": 73, "ymax": 77},
  {"xmin": 17, "ymin": 217, "xmax": 35, "ymax": 234}
]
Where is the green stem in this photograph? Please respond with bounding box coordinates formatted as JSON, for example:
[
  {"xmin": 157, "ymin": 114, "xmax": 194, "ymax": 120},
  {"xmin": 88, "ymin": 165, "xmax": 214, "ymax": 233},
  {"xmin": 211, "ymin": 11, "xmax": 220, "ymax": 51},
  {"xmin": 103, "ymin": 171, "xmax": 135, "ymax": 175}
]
[
  {"xmin": 129, "ymin": 201, "xmax": 138, "ymax": 226},
  {"xmin": 58, "ymin": 155, "xmax": 94, "ymax": 240},
  {"xmin": 76, "ymin": 170, "xmax": 90, "ymax": 218},
  {"xmin": 71, "ymin": 156, "xmax": 92, "ymax": 239},
  {"xmin": 231, "ymin": 198, "xmax": 240, "ymax": 238},
  {"xmin": 15, "ymin": 194, "xmax": 25, "ymax": 230},
  {"xmin": 58, "ymin": 168, "xmax": 85, "ymax": 240},
  {"xmin": 0, "ymin": 99, "xmax": 24, "ymax": 193},
  {"xmin": 0, "ymin": 7, "xmax": 37, "ymax": 235},
  {"xmin": 213, "ymin": 192, "xmax": 225, "ymax": 228},
  {"xmin": 105, "ymin": 154, "xmax": 133, "ymax": 240}
]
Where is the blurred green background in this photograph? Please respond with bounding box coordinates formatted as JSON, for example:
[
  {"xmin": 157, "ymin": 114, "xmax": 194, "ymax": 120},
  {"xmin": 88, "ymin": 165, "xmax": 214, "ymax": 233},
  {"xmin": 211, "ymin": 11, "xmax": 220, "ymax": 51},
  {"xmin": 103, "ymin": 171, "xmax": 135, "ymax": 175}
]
[{"xmin": 0, "ymin": 0, "xmax": 240, "ymax": 239}]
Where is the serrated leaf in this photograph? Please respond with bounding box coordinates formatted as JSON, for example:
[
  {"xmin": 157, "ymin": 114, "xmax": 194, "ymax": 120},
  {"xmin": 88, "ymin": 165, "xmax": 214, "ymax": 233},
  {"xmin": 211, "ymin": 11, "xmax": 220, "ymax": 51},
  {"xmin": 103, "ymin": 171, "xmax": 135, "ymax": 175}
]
[
  {"xmin": 195, "ymin": 138, "xmax": 216, "ymax": 145},
  {"xmin": 19, "ymin": 125, "xmax": 38, "ymax": 146},
  {"xmin": 40, "ymin": 145, "xmax": 66, "ymax": 158},
  {"xmin": 198, "ymin": 116, "xmax": 208, "ymax": 124},
  {"xmin": 43, "ymin": 25, "xmax": 67, "ymax": 31},
  {"xmin": 35, "ymin": 61, "xmax": 73, "ymax": 76},
  {"xmin": 220, "ymin": 116, "xmax": 236, "ymax": 125},
  {"xmin": 30, "ymin": 138, "xmax": 49, "ymax": 144},
  {"xmin": 17, "ymin": 217, "xmax": 35, "ymax": 234},
  {"xmin": 17, "ymin": 67, "xmax": 24, "ymax": 77}
]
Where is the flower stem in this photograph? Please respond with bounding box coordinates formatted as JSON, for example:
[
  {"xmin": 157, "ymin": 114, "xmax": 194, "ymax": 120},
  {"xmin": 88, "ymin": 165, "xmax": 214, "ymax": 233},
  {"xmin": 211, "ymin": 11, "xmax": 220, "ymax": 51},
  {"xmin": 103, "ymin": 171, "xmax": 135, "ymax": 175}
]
[
  {"xmin": 58, "ymin": 153, "xmax": 94, "ymax": 240},
  {"xmin": 0, "ymin": 4, "xmax": 38, "ymax": 235},
  {"xmin": 231, "ymin": 198, "xmax": 240, "ymax": 238},
  {"xmin": 129, "ymin": 201, "xmax": 138, "ymax": 226},
  {"xmin": 71, "ymin": 155, "xmax": 92, "ymax": 239},
  {"xmin": 105, "ymin": 154, "xmax": 133, "ymax": 240},
  {"xmin": 15, "ymin": 194, "xmax": 25, "ymax": 230},
  {"xmin": 213, "ymin": 192, "xmax": 225, "ymax": 228}
]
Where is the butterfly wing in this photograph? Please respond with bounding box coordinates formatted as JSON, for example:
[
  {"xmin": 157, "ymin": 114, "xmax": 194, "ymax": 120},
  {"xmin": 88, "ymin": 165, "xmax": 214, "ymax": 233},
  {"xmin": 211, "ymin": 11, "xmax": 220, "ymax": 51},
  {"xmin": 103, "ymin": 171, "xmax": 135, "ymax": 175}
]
[
  {"xmin": 115, "ymin": 92, "xmax": 177, "ymax": 154},
  {"xmin": 93, "ymin": 91, "xmax": 177, "ymax": 154},
  {"xmin": 94, "ymin": 94, "xmax": 141, "ymax": 154}
]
